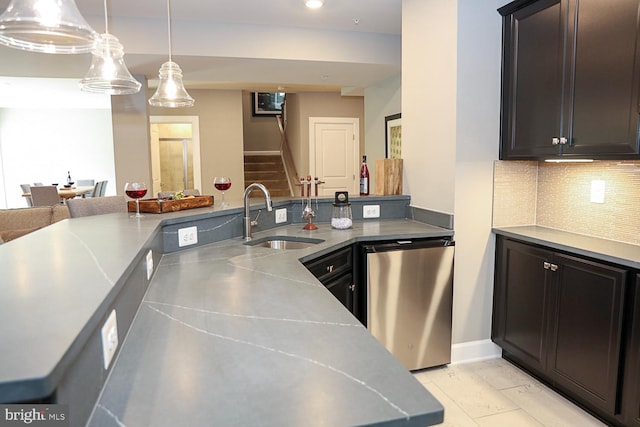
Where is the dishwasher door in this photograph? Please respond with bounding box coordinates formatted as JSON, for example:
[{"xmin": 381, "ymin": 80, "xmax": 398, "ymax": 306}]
[{"xmin": 365, "ymin": 240, "xmax": 454, "ymax": 370}]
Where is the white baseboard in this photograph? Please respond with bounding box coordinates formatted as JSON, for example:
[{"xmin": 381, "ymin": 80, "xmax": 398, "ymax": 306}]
[{"xmin": 450, "ymin": 339, "xmax": 502, "ymax": 365}]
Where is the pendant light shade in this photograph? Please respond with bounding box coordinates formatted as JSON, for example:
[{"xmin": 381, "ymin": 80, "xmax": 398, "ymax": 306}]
[
  {"xmin": 80, "ymin": 34, "xmax": 141, "ymax": 95},
  {"xmin": 148, "ymin": 61, "xmax": 194, "ymax": 107},
  {"xmin": 148, "ymin": 0, "xmax": 194, "ymax": 108},
  {"xmin": 79, "ymin": 0, "xmax": 140, "ymax": 95},
  {"xmin": 0, "ymin": 0, "xmax": 97, "ymax": 54}
]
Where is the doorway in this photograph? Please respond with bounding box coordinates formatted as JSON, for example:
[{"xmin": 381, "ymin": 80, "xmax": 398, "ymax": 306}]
[
  {"xmin": 150, "ymin": 116, "xmax": 202, "ymax": 198},
  {"xmin": 309, "ymin": 117, "xmax": 359, "ymax": 196}
]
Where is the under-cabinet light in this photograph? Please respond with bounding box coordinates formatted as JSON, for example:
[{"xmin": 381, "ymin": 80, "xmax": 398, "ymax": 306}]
[{"xmin": 544, "ymin": 159, "xmax": 594, "ymax": 163}]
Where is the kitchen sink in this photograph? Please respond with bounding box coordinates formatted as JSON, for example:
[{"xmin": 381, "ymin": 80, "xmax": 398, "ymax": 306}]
[{"xmin": 244, "ymin": 236, "xmax": 325, "ymax": 250}]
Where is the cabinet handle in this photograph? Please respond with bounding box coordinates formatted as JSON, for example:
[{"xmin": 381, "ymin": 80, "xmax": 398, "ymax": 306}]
[
  {"xmin": 559, "ymin": 137, "xmax": 568, "ymax": 145},
  {"xmin": 326, "ymin": 265, "xmax": 334, "ymax": 273},
  {"xmin": 550, "ymin": 264, "xmax": 558, "ymax": 272},
  {"xmin": 552, "ymin": 137, "xmax": 560, "ymax": 145},
  {"xmin": 543, "ymin": 261, "xmax": 551, "ymax": 270}
]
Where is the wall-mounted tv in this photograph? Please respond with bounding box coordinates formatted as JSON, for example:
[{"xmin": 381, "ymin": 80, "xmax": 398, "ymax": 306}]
[{"xmin": 252, "ymin": 92, "xmax": 286, "ymax": 116}]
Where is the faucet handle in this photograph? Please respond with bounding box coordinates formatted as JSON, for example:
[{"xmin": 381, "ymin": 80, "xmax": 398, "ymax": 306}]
[{"xmin": 251, "ymin": 209, "xmax": 262, "ymax": 226}]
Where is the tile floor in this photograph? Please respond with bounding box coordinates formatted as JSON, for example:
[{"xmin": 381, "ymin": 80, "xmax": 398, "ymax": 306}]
[{"xmin": 413, "ymin": 357, "xmax": 608, "ymax": 426}]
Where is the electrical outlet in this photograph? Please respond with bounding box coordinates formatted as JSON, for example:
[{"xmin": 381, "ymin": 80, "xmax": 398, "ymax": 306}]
[
  {"xmin": 101, "ymin": 310, "xmax": 118, "ymax": 370},
  {"xmin": 275, "ymin": 208, "xmax": 287, "ymax": 224},
  {"xmin": 590, "ymin": 180, "xmax": 606, "ymax": 204},
  {"xmin": 146, "ymin": 250, "xmax": 153, "ymax": 280},
  {"xmin": 363, "ymin": 205, "xmax": 380, "ymax": 218},
  {"xmin": 178, "ymin": 226, "xmax": 198, "ymax": 247}
]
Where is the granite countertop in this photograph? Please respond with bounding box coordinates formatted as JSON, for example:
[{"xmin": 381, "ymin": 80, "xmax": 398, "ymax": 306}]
[
  {"xmin": 88, "ymin": 221, "xmax": 451, "ymax": 427},
  {"xmin": 0, "ymin": 204, "xmax": 451, "ymax": 426},
  {"xmin": 493, "ymin": 225, "xmax": 640, "ymax": 269}
]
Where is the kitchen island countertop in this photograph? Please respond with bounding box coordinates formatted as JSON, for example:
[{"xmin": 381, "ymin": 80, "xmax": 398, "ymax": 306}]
[
  {"xmin": 0, "ymin": 205, "xmax": 451, "ymax": 427},
  {"xmin": 88, "ymin": 220, "xmax": 451, "ymax": 427}
]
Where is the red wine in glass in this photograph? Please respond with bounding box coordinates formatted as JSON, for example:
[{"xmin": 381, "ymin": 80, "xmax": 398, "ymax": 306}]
[
  {"xmin": 213, "ymin": 177, "xmax": 231, "ymax": 207},
  {"xmin": 124, "ymin": 182, "xmax": 147, "ymax": 218},
  {"xmin": 214, "ymin": 182, "xmax": 231, "ymax": 192},
  {"xmin": 125, "ymin": 189, "xmax": 147, "ymax": 199}
]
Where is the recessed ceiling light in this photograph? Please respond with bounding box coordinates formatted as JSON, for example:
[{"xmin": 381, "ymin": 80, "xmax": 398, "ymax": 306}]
[{"xmin": 306, "ymin": 0, "xmax": 324, "ymax": 9}]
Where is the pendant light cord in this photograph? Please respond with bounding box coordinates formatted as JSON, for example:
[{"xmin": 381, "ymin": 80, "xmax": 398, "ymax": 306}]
[
  {"xmin": 103, "ymin": 0, "xmax": 109, "ymax": 34},
  {"xmin": 166, "ymin": 0, "xmax": 173, "ymax": 62}
]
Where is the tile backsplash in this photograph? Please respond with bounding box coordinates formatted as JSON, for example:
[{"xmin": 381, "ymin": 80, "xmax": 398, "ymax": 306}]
[{"xmin": 493, "ymin": 160, "xmax": 640, "ymax": 245}]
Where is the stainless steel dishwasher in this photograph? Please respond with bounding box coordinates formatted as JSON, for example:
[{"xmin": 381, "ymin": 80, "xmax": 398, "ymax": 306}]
[{"xmin": 361, "ymin": 239, "xmax": 454, "ymax": 371}]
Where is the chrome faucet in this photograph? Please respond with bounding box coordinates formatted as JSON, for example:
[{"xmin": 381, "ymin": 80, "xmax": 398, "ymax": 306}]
[{"xmin": 243, "ymin": 183, "xmax": 273, "ymax": 240}]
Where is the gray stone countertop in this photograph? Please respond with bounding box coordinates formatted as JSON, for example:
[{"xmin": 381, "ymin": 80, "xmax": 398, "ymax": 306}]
[
  {"xmin": 0, "ymin": 213, "xmax": 160, "ymax": 402},
  {"xmin": 88, "ymin": 220, "xmax": 452, "ymax": 427},
  {"xmin": 493, "ymin": 225, "xmax": 640, "ymax": 269},
  {"xmin": 0, "ymin": 206, "xmax": 451, "ymax": 426}
]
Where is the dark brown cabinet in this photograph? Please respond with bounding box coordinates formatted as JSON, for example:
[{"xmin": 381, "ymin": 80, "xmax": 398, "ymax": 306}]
[
  {"xmin": 303, "ymin": 246, "xmax": 357, "ymax": 316},
  {"xmin": 546, "ymin": 253, "xmax": 627, "ymax": 415},
  {"xmin": 499, "ymin": 0, "xmax": 640, "ymax": 160},
  {"xmin": 492, "ymin": 238, "xmax": 552, "ymax": 376},
  {"xmin": 493, "ymin": 236, "xmax": 630, "ymax": 424},
  {"xmin": 623, "ymin": 274, "xmax": 640, "ymax": 426}
]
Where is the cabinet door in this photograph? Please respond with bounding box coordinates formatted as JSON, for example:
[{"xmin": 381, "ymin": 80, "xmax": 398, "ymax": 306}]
[
  {"xmin": 500, "ymin": 0, "xmax": 564, "ymax": 159},
  {"xmin": 624, "ymin": 274, "xmax": 640, "ymax": 426},
  {"xmin": 493, "ymin": 237, "xmax": 553, "ymax": 375},
  {"xmin": 324, "ymin": 273, "xmax": 355, "ymax": 315},
  {"xmin": 563, "ymin": 0, "xmax": 640, "ymax": 157},
  {"xmin": 546, "ymin": 253, "xmax": 627, "ymax": 415}
]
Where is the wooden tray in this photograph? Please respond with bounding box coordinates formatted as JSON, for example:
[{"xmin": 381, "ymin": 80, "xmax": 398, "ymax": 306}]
[{"xmin": 128, "ymin": 195, "xmax": 214, "ymax": 214}]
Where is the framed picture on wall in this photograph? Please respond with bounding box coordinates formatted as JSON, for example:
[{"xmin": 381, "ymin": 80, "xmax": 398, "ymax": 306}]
[
  {"xmin": 252, "ymin": 92, "xmax": 286, "ymax": 116},
  {"xmin": 385, "ymin": 113, "xmax": 402, "ymax": 159}
]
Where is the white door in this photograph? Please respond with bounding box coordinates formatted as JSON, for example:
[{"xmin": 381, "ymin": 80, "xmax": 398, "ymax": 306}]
[{"xmin": 309, "ymin": 117, "xmax": 359, "ymax": 196}]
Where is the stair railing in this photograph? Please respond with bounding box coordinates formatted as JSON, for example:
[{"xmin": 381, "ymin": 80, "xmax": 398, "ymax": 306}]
[{"xmin": 276, "ymin": 115, "xmax": 298, "ymax": 197}]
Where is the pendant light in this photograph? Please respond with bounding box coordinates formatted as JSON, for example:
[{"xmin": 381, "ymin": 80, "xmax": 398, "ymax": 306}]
[
  {"xmin": 148, "ymin": 0, "xmax": 194, "ymax": 108},
  {"xmin": 79, "ymin": 0, "xmax": 141, "ymax": 95},
  {"xmin": 0, "ymin": 0, "xmax": 97, "ymax": 54}
]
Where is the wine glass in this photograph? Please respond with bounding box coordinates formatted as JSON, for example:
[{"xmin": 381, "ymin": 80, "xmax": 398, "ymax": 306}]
[
  {"xmin": 213, "ymin": 176, "xmax": 232, "ymax": 207},
  {"xmin": 125, "ymin": 182, "xmax": 147, "ymax": 218}
]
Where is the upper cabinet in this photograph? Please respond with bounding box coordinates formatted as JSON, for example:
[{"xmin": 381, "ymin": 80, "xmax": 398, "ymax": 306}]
[{"xmin": 499, "ymin": 0, "xmax": 640, "ymax": 160}]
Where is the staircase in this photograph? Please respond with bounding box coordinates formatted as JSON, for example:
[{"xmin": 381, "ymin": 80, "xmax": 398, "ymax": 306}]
[{"xmin": 244, "ymin": 154, "xmax": 291, "ymax": 197}]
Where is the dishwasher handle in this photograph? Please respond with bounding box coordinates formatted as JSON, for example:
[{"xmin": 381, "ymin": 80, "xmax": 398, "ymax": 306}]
[{"xmin": 362, "ymin": 238, "xmax": 454, "ymax": 253}]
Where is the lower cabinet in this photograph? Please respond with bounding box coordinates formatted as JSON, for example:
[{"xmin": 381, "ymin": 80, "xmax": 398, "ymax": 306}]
[
  {"xmin": 492, "ymin": 239, "xmax": 551, "ymax": 376},
  {"xmin": 623, "ymin": 274, "xmax": 640, "ymax": 426},
  {"xmin": 303, "ymin": 245, "xmax": 358, "ymax": 318},
  {"xmin": 493, "ymin": 236, "xmax": 631, "ymax": 425}
]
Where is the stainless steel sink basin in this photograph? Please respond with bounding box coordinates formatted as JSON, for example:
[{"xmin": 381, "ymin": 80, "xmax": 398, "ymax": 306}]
[{"xmin": 245, "ymin": 236, "xmax": 325, "ymax": 249}]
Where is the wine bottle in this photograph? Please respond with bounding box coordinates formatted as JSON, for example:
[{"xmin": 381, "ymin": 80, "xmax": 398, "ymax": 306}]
[
  {"xmin": 67, "ymin": 171, "xmax": 72, "ymax": 185},
  {"xmin": 359, "ymin": 155, "xmax": 370, "ymax": 196}
]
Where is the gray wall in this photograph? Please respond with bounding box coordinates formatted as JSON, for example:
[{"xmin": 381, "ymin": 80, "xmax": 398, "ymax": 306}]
[{"xmin": 401, "ymin": 0, "xmax": 501, "ymax": 352}]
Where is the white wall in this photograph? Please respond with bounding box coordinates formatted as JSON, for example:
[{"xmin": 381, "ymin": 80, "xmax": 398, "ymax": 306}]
[
  {"xmin": 0, "ymin": 78, "xmax": 115, "ymax": 209},
  {"xmin": 402, "ymin": 0, "xmax": 458, "ymax": 214},
  {"xmin": 402, "ymin": 0, "xmax": 502, "ymax": 354},
  {"xmin": 364, "ymin": 74, "xmax": 401, "ymax": 188},
  {"xmin": 452, "ymin": 0, "xmax": 501, "ymax": 345}
]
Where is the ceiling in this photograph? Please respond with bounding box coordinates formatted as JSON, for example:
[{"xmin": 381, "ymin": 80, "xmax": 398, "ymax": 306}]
[{"xmin": 0, "ymin": 0, "xmax": 402, "ymax": 93}]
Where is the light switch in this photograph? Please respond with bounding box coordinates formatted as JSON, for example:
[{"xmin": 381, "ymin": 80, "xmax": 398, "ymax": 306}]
[{"xmin": 590, "ymin": 180, "xmax": 605, "ymax": 204}]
